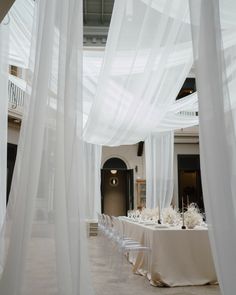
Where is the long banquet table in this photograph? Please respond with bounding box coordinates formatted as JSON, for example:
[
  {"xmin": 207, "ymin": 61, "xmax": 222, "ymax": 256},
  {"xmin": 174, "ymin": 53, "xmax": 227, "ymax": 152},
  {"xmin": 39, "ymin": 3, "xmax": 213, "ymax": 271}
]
[{"xmin": 119, "ymin": 217, "xmax": 217, "ymax": 287}]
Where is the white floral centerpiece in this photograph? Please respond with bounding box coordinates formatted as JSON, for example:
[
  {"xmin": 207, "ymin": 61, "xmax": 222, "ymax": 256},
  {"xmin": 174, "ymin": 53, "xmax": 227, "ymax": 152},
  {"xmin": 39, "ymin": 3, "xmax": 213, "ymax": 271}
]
[
  {"xmin": 162, "ymin": 206, "xmax": 181, "ymax": 225},
  {"xmin": 128, "ymin": 209, "xmax": 141, "ymax": 219},
  {"xmin": 151, "ymin": 207, "xmax": 160, "ymax": 222},
  {"xmin": 153, "ymin": 207, "xmax": 159, "ymax": 218},
  {"xmin": 184, "ymin": 203, "xmax": 203, "ymax": 229},
  {"xmin": 134, "ymin": 209, "xmax": 141, "ymax": 219},
  {"xmin": 140, "ymin": 208, "xmax": 156, "ymax": 220}
]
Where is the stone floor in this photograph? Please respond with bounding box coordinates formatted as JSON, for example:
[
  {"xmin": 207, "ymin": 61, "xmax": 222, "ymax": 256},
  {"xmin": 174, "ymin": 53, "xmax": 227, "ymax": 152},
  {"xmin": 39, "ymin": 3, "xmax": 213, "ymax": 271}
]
[{"xmin": 88, "ymin": 235, "xmax": 221, "ymax": 295}]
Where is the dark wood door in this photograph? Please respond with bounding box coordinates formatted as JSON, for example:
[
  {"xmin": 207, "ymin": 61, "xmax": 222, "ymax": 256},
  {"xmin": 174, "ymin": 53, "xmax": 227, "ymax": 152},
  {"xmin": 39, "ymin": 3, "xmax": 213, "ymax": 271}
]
[{"xmin": 178, "ymin": 155, "xmax": 204, "ymax": 211}]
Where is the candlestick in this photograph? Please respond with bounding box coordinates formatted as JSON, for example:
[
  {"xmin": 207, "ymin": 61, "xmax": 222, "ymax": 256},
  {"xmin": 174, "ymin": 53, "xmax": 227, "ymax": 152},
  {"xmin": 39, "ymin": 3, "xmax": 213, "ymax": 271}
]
[
  {"xmin": 158, "ymin": 201, "xmax": 161, "ymax": 224},
  {"xmin": 187, "ymin": 195, "xmax": 190, "ymax": 208},
  {"xmin": 181, "ymin": 196, "xmax": 186, "ymax": 229}
]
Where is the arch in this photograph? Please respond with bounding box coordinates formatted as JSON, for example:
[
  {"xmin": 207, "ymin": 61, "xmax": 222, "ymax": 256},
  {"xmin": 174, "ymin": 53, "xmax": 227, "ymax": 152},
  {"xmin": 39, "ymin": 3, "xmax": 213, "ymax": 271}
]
[
  {"xmin": 103, "ymin": 157, "xmax": 127, "ymax": 169},
  {"xmin": 102, "ymin": 154, "xmax": 130, "ymax": 169}
]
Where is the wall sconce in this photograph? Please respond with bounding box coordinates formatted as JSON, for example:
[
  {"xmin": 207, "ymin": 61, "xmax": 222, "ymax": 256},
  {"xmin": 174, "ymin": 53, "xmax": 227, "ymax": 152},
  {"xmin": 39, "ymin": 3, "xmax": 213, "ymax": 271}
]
[
  {"xmin": 110, "ymin": 177, "xmax": 119, "ymax": 186},
  {"xmin": 135, "ymin": 166, "xmax": 138, "ymax": 173},
  {"xmin": 110, "ymin": 169, "xmax": 117, "ymax": 174}
]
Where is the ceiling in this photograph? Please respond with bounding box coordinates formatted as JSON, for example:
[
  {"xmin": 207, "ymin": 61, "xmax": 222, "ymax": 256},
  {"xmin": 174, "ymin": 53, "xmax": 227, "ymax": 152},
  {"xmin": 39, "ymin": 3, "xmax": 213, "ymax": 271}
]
[
  {"xmin": 83, "ymin": 0, "xmax": 114, "ymax": 46},
  {"xmin": 83, "ymin": 0, "xmax": 114, "ymax": 26}
]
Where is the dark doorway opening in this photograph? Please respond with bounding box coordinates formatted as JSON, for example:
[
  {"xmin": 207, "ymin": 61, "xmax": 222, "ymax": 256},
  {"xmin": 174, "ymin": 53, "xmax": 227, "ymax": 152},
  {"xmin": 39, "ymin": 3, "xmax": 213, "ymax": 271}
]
[
  {"xmin": 178, "ymin": 154, "xmax": 204, "ymax": 211},
  {"xmin": 101, "ymin": 157, "xmax": 134, "ymax": 216},
  {"xmin": 7, "ymin": 143, "xmax": 17, "ymax": 204}
]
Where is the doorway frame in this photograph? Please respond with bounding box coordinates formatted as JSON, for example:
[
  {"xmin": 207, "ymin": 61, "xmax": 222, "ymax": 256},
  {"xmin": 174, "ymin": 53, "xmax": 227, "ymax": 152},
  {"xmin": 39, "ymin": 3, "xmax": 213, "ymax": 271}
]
[
  {"xmin": 100, "ymin": 168, "xmax": 134, "ymax": 215},
  {"xmin": 177, "ymin": 154, "xmax": 204, "ymax": 210}
]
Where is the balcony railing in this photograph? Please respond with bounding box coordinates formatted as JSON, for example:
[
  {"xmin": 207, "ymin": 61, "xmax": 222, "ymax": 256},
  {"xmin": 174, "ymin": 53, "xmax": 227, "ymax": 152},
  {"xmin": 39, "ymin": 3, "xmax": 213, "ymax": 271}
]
[
  {"xmin": 8, "ymin": 80, "xmax": 25, "ymax": 117},
  {"xmin": 179, "ymin": 111, "xmax": 198, "ymax": 117},
  {"xmin": 8, "ymin": 79, "xmax": 198, "ymax": 120}
]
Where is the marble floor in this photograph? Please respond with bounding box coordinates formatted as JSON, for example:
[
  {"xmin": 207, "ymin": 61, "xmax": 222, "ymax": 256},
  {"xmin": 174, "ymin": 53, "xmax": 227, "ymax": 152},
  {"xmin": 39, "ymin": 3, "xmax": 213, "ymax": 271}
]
[{"xmin": 88, "ymin": 235, "xmax": 221, "ymax": 295}]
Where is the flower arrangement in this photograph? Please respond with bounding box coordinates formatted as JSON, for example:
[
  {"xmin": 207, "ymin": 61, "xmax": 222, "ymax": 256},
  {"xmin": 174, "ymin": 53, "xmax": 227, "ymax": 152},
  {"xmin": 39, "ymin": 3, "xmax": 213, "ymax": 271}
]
[
  {"xmin": 152, "ymin": 207, "xmax": 160, "ymax": 220},
  {"xmin": 162, "ymin": 206, "xmax": 181, "ymax": 225},
  {"xmin": 140, "ymin": 208, "xmax": 157, "ymax": 220},
  {"xmin": 128, "ymin": 209, "xmax": 141, "ymax": 219},
  {"xmin": 184, "ymin": 203, "xmax": 203, "ymax": 229},
  {"xmin": 134, "ymin": 210, "xmax": 141, "ymax": 218}
]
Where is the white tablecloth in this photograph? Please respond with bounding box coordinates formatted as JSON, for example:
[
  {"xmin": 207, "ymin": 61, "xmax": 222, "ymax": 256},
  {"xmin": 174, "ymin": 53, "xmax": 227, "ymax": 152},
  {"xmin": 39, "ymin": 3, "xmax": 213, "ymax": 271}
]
[{"xmin": 120, "ymin": 218, "xmax": 217, "ymax": 287}]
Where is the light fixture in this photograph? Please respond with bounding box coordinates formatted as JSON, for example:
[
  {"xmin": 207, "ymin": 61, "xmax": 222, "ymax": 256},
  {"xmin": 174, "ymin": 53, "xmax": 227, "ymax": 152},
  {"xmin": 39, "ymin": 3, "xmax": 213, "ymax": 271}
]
[
  {"xmin": 110, "ymin": 169, "xmax": 117, "ymax": 174},
  {"xmin": 110, "ymin": 177, "xmax": 118, "ymax": 186}
]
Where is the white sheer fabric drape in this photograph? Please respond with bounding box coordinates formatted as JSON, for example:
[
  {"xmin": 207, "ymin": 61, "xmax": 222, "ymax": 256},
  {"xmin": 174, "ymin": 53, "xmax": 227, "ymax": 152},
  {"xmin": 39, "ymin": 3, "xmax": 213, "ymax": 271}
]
[
  {"xmin": 82, "ymin": 49, "xmax": 199, "ymax": 133},
  {"xmin": 0, "ymin": 23, "xmax": 8, "ymax": 229},
  {"xmin": 9, "ymin": 0, "xmax": 34, "ymax": 68},
  {"xmin": 189, "ymin": 0, "xmax": 236, "ymax": 294},
  {"xmin": 6, "ymin": 0, "xmax": 200, "ymax": 139},
  {"xmin": 145, "ymin": 131, "xmax": 174, "ymax": 209},
  {"xmin": 0, "ymin": 1, "xmax": 93, "ymax": 295},
  {"xmin": 83, "ymin": 142, "xmax": 102, "ymax": 219},
  {"xmin": 83, "ymin": 0, "xmax": 194, "ymax": 146}
]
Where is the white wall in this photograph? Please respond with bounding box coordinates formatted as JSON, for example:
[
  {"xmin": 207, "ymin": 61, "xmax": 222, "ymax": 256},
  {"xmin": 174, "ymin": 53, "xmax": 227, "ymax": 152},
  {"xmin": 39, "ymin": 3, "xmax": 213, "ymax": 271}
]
[
  {"xmin": 102, "ymin": 141, "xmax": 200, "ymax": 209},
  {"xmin": 8, "ymin": 125, "xmax": 20, "ymax": 145}
]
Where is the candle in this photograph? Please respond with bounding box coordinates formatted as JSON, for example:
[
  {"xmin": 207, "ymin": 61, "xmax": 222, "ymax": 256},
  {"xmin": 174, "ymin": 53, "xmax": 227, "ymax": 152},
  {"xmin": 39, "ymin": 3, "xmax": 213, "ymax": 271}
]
[
  {"xmin": 187, "ymin": 195, "xmax": 190, "ymax": 207},
  {"xmin": 182, "ymin": 196, "xmax": 186, "ymax": 229},
  {"xmin": 158, "ymin": 200, "xmax": 161, "ymax": 224}
]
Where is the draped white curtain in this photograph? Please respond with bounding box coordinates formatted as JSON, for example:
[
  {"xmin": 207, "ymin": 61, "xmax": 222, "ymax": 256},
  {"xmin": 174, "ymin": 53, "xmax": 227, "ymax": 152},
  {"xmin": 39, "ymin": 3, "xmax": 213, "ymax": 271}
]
[
  {"xmin": 0, "ymin": 1, "xmax": 93, "ymax": 295},
  {"xmin": 83, "ymin": 0, "xmax": 195, "ymax": 146},
  {"xmin": 0, "ymin": 23, "xmax": 8, "ymax": 229},
  {"xmin": 83, "ymin": 142, "xmax": 102, "ymax": 220},
  {"xmin": 189, "ymin": 0, "xmax": 236, "ymax": 294},
  {"xmin": 145, "ymin": 131, "xmax": 174, "ymax": 210},
  {"xmin": 9, "ymin": 0, "xmax": 34, "ymax": 68},
  {"xmin": 82, "ymin": 49, "xmax": 199, "ymax": 133},
  {"xmin": 6, "ymin": 0, "xmax": 200, "ymax": 140}
]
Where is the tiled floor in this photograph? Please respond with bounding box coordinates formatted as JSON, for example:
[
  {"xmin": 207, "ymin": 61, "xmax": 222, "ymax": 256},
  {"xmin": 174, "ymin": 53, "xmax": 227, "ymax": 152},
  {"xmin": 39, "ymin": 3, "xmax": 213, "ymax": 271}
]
[{"xmin": 88, "ymin": 235, "xmax": 221, "ymax": 295}]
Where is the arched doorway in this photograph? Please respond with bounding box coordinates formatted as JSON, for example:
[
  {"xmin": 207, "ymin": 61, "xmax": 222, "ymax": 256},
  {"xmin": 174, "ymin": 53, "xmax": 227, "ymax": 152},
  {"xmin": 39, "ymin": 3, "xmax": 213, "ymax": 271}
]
[{"xmin": 101, "ymin": 157, "xmax": 134, "ymax": 216}]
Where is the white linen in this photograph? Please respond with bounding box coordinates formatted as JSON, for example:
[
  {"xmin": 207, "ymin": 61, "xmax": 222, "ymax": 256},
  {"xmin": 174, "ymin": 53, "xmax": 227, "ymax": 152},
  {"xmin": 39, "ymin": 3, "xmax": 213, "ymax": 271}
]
[
  {"xmin": 0, "ymin": 1, "xmax": 94, "ymax": 295},
  {"xmin": 189, "ymin": 1, "xmax": 236, "ymax": 294},
  {"xmin": 82, "ymin": 48, "xmax": 198, "ymax": 132},
  {"xmin": 7, "ymin": 0, "xmax": 200, "ymax": 139},
  {"xmin": 84, "ymin": 142, "xmax": 102, "ymax": 219},
  {"xmin": 121, "ymin": 219, "xmax": 217, "ymax": 287},
  {"xmin": 0, "ymin": 24, "xmax": 8, "ymax": 230},
  {"xmin": 9, "ymin": 0, "xmax": 34, "ymax": 68},
  {"xmin": 145, "ymin": 131, "xmax": 174, "ymax": 210},
  {"xmin": 83, "ymin": 0, "xmax": 195, "ymax": 146}
]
